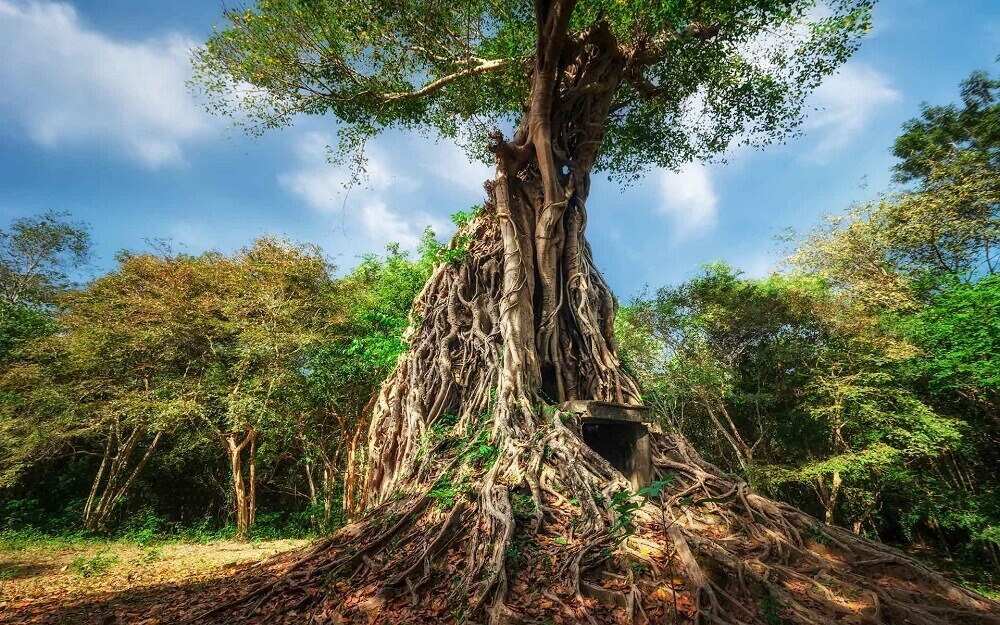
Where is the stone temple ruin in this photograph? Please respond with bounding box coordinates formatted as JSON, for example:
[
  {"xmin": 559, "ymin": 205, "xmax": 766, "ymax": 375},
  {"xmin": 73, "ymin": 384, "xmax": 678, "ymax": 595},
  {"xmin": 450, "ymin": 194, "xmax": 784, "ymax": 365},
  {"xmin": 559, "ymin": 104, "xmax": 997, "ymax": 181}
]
[{"xmin": 559, "ymin": 400, "xmax": 652, "ymax": 489}]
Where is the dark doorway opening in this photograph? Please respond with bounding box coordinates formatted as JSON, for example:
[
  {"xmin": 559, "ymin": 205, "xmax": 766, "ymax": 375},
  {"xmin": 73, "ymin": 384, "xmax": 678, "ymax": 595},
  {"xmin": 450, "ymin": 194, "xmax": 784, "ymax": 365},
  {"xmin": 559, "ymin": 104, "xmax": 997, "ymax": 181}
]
[{"xmin": 581, "ymin": 421, "xmax": 651, "ymax": 488}]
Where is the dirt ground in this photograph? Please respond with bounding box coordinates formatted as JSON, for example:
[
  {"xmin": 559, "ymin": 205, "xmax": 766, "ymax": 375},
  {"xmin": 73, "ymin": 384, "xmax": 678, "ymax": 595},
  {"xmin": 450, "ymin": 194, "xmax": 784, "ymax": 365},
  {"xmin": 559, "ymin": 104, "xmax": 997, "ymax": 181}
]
[{"xmin": 0, "ymin": 538, "xmax": 307, "ymax": 624}]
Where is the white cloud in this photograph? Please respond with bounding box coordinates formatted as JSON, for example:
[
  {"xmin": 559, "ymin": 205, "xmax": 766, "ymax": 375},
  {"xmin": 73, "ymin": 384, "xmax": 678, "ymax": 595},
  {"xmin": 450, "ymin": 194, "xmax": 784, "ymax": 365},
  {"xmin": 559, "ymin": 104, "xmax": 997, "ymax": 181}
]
[
  {"xmin": 279, "ymin": 132, "xmax": 437, "ymax": 247},
  {"xmin": 359, "ymin": 201, "xmax": 421, "ymax": 245},
  {"xmin": 0, "ymin": 0, "xmax": 211, "ymax": 168},
  {"xmin": 279, "ymin": 133, "xmax": 362, "ymax": 213},
  {"xmin": 657, "ymin": 164, "xmax": 719, "ymax": 239},
  {"xmin": 423, "ymin": 142, "xmax": 493, "ymax": 194},
  {"xmin": 802, "ymin": 64, "xmax": 900, "ymax": 162}
]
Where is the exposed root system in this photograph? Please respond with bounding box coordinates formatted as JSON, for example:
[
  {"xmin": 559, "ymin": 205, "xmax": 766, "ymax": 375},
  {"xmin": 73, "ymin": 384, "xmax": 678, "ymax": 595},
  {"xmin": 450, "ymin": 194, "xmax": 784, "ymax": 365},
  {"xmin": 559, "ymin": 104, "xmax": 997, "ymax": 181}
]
[
  {"xmin": 134, "ymin": 12, "xmax": 1000, "ymax": 623},
  {"xmin": 169, "ymin": 421, "xmax": 998, "ymax": 625}
]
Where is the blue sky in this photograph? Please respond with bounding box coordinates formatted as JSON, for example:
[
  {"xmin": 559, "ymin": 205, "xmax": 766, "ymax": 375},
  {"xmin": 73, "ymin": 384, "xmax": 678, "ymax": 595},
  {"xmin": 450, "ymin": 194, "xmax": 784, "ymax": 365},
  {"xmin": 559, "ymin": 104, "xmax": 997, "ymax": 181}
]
[{"xmin": 0, "ymin": 0, "xmax": 997, "ymax": 299}]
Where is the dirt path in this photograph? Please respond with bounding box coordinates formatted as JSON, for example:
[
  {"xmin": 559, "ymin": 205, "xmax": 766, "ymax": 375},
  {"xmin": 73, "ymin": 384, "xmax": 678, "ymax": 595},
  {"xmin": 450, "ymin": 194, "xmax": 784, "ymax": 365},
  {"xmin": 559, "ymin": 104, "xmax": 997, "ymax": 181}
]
[{"xmin": 0, "ymin": 538, "xmax": 307, "ymax": 624}]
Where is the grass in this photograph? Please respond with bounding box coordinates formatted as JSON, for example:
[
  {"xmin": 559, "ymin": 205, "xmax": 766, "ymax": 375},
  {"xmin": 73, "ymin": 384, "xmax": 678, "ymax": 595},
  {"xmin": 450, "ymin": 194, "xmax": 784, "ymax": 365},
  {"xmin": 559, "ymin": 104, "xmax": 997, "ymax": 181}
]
[{"xmin": 69, "ymin": 548, "xmax": 119, "ymax": 577}]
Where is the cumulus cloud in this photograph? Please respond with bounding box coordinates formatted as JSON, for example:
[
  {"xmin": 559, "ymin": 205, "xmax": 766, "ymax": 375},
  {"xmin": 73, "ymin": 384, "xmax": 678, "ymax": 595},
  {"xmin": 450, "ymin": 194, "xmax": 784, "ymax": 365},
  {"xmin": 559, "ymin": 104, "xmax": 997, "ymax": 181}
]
[
  {"xmin": 802, "ymin": 63, "xmax": 900, "ymax": 162},
  {"xmin": 0, "ymin": 0, "xmax": 211, "ymax": 168},
  {"xmin": 278, "ymin": 132, "xmax": 402, "ymax": 213},
  {"xmin": 359, "ymin": 201, "xmax": 422, "ymax": 245},
  {"xmin": 657, "ymin": 164, "xmax": 719, "ymax": 239},
  {"xmin": 423, "ymin": 142, "xmax": 493, "ymax": 194},
  {"xmin": 279, "ymin": 132, "xmax": 438, "ymax": 247}
]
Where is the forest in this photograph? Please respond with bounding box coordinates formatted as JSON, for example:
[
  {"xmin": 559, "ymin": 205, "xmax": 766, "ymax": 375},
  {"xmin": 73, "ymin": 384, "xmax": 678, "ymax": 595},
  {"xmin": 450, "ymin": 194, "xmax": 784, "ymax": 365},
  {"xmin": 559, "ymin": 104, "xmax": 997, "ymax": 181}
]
[
  {"xmin": 1, "ymin": 0, "xmax": 998, "ymax": 623},
  {"xmin": 3, "ymin": 66, "xmax": 998, "ymax": 619}
]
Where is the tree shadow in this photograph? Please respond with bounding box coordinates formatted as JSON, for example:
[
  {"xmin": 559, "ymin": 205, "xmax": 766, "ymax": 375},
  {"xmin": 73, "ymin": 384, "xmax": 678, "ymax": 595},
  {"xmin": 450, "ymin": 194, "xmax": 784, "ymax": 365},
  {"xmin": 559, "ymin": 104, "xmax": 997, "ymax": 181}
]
[
  {"xmin": 1, "ymin": 575, "xmax": 238, "ymax": 625},
  {"xmin": 0, "ymin": 560, "xmax": 61, "ymax": 581}
]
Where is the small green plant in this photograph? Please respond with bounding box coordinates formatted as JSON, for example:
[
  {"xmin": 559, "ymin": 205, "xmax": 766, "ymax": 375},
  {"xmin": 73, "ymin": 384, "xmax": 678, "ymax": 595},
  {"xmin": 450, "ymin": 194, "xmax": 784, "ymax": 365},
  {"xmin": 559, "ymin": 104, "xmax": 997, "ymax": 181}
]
[
  {"xmin": 505, "ymin": 535, "xmax": 536, "ymax": 574},
  {"xmin": 610, "ymin": 489, "xmax": 642, "ymax": 545},
  {"xmin": 636, "ymin": 478, "xmax": 673, "ymax": 501},
  {"xmin": 629, "ymin": 560, "xmax": 649, "ymax": 575},
  {"xmin": 761, "ymin": 591, "xmax": 786, "ymax": 625},
  {"xmin": 430, "ymin": 209, "xmax": 483, "ymax": 265},
  {"xmin": 438, "ymin": 236, "xmax": 473, "ymax": 264},
  {"xmin": 428, "ymin": 472, "xmax": 466, "ymax": 509},
  {"xmin": 450, "ymin": 205, "xmax": 482, "ymax": 230},
  {"xmin": 511, "ymin": 493, "xmax": 536, "ymax": 520},
  {"xmin": 70, "ymin": 548, "xmax": 119, "ymax": 577},
  {"xmin": 610, "ymin": 478, "xmax": 675, "ymax": 545},
  {"xmin": 804, "ymin": 524, "xmax": 831, "ymax": 546},
  {"xmin": 464, "ymin": 430, "xmax": 498, "ymax": 468}
]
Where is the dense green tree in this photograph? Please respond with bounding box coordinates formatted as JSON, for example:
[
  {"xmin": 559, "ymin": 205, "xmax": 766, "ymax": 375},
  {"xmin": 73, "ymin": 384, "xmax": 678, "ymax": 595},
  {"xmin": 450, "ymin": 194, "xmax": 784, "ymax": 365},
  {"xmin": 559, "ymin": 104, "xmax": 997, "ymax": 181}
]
[
  {"xmin": 0, "ymin": 210, "xmax": 90, "ymax": 308},
  {"xmin": 1, "ymin": 235, "xmax": 444, "ymax": 540},
  {"xmin": 0, "ymin": 212, "xmax": 91, "ymax": 490},
  {"xmin": 300, "ymin": 235, "xmax": 437, "ymax": 520},
  {"xmin": 785, "ymin": 68, "xmax": 1000, "ymax": 567},
  {"xmin": 1, "ymin": 240, "xmax": 340, "ymax": 538},
  {"xmin": 0, "ymin": 211, "xmax": 89, "ymax": 364},
  {"xmin": 893, "ymin": 66, "xmax": 999, "ymax": 184},
  {"xmin": 618, "ymin": 264, "xmax": 964, "ymax": 533}
]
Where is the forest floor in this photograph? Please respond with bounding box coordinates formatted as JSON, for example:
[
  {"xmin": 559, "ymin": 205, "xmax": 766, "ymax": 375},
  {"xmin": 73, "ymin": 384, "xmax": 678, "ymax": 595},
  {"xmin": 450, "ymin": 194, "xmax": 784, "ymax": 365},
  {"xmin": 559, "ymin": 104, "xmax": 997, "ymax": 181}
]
[
  {"xmin": 0, "ymin": 533, "xmax": 996, "ymax": 624},
  {"xmin": 0, "ymin": 536, "xmax": 307, "ymax": 624}
]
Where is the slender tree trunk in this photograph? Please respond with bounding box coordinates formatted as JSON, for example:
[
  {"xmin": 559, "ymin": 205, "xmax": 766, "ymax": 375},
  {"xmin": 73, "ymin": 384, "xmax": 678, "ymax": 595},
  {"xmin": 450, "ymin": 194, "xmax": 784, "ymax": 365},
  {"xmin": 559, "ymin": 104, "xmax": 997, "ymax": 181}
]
[
  {"xmin": 83, "ymin": 433, "xmax": 113, "ymax": 527},
  {"xmin": 84, "ymin": 422, "xmax": 162, "ymax": 531},
  {"xmin": 227, "ymin": 429, "xmax": 257, "ymax": 541},
  {"xmin": 342, "ymin": 419, "xmax": 364, "ymax": 519},
  {"xmin": 322, "ymin": 460, "xmax": 335, "ymax": 525}
]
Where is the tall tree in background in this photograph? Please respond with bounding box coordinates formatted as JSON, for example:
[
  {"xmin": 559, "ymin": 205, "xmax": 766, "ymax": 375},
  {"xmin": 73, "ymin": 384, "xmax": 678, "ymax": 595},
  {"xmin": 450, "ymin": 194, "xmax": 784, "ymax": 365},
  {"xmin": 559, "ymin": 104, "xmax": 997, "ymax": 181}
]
[
  {"xmin": 1, "ymin": 239, "xmax": 341, "ymax": 538},
  {"xmin": 191, "ymin": 2, "xmax": 998, "ymax": 622},
  {"xmin": 893, "ymin": 67, "xmax": 999, "ymax": 185},
  {"xmin": 302, "ymin": 239, "xmax": 437, "ymax": 520},
  {"xmin": 0, "ymin": 211, "xmax": 89, "ymax": 363},
  {"xmin": 0, "ymin": 210, "xmax": 90, "ymax": 309},
  {"xmin": 789, "ymin": 66, "xmax": 1000, "ymax": 565},
  {"xmin": 0, "ymin": 212, "xmax": 90, "ymax": 487}
]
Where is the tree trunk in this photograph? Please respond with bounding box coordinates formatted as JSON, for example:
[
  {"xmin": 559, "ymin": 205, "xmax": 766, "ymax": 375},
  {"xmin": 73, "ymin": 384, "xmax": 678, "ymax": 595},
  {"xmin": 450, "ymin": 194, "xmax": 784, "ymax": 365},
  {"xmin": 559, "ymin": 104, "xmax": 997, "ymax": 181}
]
[
  {"xmin": 342, "ymin": 426, "xmax": 363, "ymax": 520},
  {"xmin": 227, "ymin": 430, "xmax": 257, "ymax": 542},
  {"xmin": 84, "ymin": 422, "xmax": 162, "ymax": 531},
  {"xmin": 192, "ymin": 6, "xmax": 1000, "ymax": 623}
]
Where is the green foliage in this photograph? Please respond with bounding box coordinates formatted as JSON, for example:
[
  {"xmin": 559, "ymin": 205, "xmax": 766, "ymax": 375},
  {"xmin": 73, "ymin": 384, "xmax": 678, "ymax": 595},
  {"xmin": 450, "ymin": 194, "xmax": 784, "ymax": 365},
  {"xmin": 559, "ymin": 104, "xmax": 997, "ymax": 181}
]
[
  {"xmin": 604, "ymin": 497, "xmax": 638, "ymax": 535},
  {"xmin": 450, "ymin": 205, "xmax": 483, "ymax": 230},
  {"xmin": 511, "ymin": 493, "xmax": 536, "ymax": 521},
  {"xmin": 193, "ymin": 0, "xmax": 871, "ymax": 180},
  {"xmin": 0, "ymin": 229, "xmax": 435, "ymax": 539},
  {"xmin": 893, "ymin": 66, "xmax": 999, "ymax": 185},
  {"xmin": 70, "ymin": 548, "xmax": 119, "ymax": 577},
  {"xmin": 428, "ymin": 472, "xmax": 464, "ymax": 509},
  {"xmin": 0, "ymin": 303, "xmax": 55, "ymax": 364},
  {"xmin": 0, "ymin": 210, "xmax": 90, "ymax": 308},
  {"xmin": 617, "ymin": 68, "xmax": 1000, "ymax": 567},
  {"xmin": 900, "ymin": 275, "xmax": 1000, "ymax": 406},
  {"xmin": 463, "ymin": 430, "xmax": 499, "ymax": 468}
]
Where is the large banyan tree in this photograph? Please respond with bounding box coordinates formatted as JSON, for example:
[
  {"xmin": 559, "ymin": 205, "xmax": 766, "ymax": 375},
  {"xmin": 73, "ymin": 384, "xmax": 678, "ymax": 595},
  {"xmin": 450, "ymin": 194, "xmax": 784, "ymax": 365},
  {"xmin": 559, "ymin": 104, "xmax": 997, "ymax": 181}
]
[{"xmin": 191, "ymin": 1, "xmax": 1000, "ymax": 623}]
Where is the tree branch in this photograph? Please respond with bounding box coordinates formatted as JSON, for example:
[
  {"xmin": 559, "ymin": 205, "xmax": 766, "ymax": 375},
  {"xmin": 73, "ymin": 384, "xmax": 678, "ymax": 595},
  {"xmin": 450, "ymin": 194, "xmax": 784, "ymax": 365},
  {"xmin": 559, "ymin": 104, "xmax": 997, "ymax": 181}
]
[{"xmin": 381, "ymin": 58, "xmax": 513, "ymax": 102}]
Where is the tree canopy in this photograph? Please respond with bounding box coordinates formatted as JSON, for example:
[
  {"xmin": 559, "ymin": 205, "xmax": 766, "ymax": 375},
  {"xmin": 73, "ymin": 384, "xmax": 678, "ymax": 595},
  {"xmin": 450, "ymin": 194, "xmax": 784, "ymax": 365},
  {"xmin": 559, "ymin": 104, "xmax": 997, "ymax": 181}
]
[{"xmin": 194, "ymin": 0, "xmax": 872, "ymax": 177}]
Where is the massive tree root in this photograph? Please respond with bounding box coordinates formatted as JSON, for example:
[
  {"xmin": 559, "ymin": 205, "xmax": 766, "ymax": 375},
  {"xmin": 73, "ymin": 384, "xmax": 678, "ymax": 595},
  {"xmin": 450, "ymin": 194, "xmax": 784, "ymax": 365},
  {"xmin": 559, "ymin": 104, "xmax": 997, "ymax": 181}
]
[
  {"xmin": 180, "ymin": 416, "xmax": 1000, "ymax": 624},
  {"xmin": 170, "ymin": 10, "xmax": 999, "ymax": 624}
]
